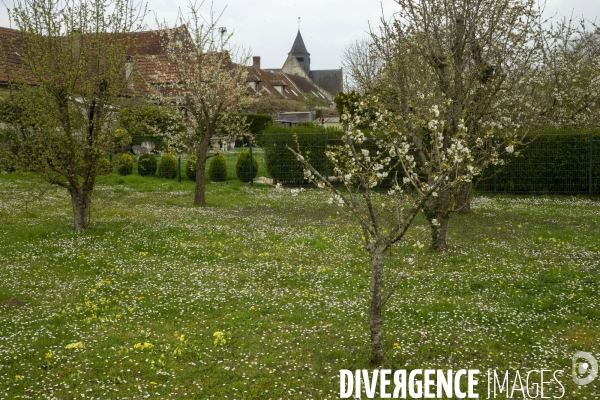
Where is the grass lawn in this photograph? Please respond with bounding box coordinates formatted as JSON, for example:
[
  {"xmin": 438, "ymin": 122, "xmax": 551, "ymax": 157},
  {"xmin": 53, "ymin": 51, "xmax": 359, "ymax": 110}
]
[{"xmin": 0, "ymin": 172, "xmax": 599, "ymax": 399}]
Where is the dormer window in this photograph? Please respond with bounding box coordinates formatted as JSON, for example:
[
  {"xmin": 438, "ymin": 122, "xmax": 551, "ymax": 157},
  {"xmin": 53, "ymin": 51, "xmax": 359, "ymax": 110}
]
[
  {"xmin": 270, "ymin": 80, "xmax": 287, "ymax": 96},
  {"xmin": 274, "ymin": 85, "xmax": 285, "ymax": 95},
  {"xmin": 246, "ymin": 75, "xmax": 261, "ymax": 92},
  {"xmin": 296, "ymin": 57, "xmax": 304, "ymax": 62}
]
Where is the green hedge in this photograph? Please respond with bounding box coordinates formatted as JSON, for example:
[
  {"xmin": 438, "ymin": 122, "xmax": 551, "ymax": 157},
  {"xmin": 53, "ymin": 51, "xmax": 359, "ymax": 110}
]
[
  {"xmin": 261, "ymin": 132, "xmax": 403, "ymax": 187},
  {"xmin": 263, "ymin": 123, "xmax": 342, "ymax": 135},
  {"xmin": 476, "ymin": 133, "xmax": 600, "ymax": 193},
  {"xmin": 233, "ymin": 113, "xmax": 273, "ymax": 146},
  {"xmin": 262, "ymin": 133, "xmax": 330, "ymax": 185},
  {"xmin": 242, "ymin": 113, "xmax": 273, "ymax": 134}
]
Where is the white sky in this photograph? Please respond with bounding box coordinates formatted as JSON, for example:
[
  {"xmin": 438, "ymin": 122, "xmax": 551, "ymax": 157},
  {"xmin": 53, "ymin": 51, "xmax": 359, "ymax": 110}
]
[{"xmin": 1, "ymin": 0, "xmax": 599, "ymax": 70}]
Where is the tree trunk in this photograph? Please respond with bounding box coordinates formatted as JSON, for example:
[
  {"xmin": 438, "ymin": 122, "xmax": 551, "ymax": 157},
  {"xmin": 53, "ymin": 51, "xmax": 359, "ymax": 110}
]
[
  {"xmin": 431, "ymin": 213, "xmax": 449, "ymax": 251},
  {"xmin": 194, "ymin": 152, "xmax": 207, "ymax": 205},
  {"xmin": 369, "ymin": 245, "xmax": 386, "ymax": 365},
  {"xmin": 424, "ymin": 186, "xmax": 452, "ymax": 251},
  {"xmin": 70, "ymin": 190, "xmax": 91, "ymax": 231},
  {"xmin": 194, "ymin": 132, "xmax": 212, "ymax": 206},
  {"xmin": 455, "ymin": 181, "xmax": 472, "ymax": 214}
]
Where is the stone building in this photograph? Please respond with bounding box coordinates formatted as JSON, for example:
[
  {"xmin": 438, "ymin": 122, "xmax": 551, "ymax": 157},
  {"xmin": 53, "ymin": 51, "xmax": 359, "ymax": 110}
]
[{"xmin": 245, "ymin": 29, "xmax": 343, "ymax": 124}]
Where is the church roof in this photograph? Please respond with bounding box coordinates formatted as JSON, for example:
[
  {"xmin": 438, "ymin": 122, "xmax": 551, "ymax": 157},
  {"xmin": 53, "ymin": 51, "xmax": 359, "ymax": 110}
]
[{"xmin": 290, "ymin": 30, "xmax": 309, "ymax": 55}]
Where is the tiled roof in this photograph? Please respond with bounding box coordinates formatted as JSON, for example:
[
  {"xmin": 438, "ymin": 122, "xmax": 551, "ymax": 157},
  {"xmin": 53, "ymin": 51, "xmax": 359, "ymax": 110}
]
[
  {"xmin": 0, "ymin": 27, "xmax": 35, "ymax": 85},
  {"xmin": 244, "ymin": 65, "xmax": 300, "ymax": 100},
  {"xmin": 122, "ymin": 25, "xmax": 191, "ymax": 56},
  {"xmin": 0, "ymin": 25, "xmax": 194, "ymax": 96},
  {"xmin": 285, "ymin": 74, "xmax": 328, "ymax": 100}
]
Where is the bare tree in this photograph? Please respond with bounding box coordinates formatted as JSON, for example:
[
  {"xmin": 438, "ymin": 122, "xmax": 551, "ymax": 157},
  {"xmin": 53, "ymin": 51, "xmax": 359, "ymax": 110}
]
[
  {"xmin": 341, "ymin": 37, "xmax": 384, "ymax": 93},
  {"xmin": 2, "ymin": 0, "xmax": 144, "ymax": 230},
  {"xmin": 152, "ymin": 2, "xmax": 252, "ymax": 205}
]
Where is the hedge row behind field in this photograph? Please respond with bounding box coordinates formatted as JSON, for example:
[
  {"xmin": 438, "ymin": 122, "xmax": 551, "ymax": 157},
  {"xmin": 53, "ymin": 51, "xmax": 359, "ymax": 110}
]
[
  {"xmin": 476, "ymin": 133, "xmax": 600, "ymax": 193},
  {"xmin": 262, "ymin": 133, "xmax": 329, "ymax": 185},
  {"xmin": 260, "ymin": 133, "xmax": 404, "ymax": 186}
]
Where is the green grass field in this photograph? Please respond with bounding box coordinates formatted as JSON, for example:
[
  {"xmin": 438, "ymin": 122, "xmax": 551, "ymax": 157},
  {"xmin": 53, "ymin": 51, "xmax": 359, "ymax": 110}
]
[{"xmin": 0, "ymin": 172, "xmax": 599, "ymax": 399}]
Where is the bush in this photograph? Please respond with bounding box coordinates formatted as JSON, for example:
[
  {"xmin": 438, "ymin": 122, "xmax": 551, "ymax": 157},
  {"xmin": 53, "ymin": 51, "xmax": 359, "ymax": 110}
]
[
  {"xmin": 236, "ymin": 150, "xmax": 258, "ymax": 182},
  {"xmin": 157, "ymin": 153, "xmax": 178, "ymax": 179},
  {"xmin": 115, "ymin": 153, "xmax": 133, "ymax": 175},
  {"xmin": 97, "ymin": 158, "xmax": 112, "ymax": 175},
  {"xmin": 138, "ymin": 153, "xmax": 157, "ymax": 176},
  {"xmin": 208, "ymin": 153, "xmax": 227, "ymax": 182},
  {"xmin": 186, "ymin": 155, "xmax": 197, "ymax": 181}
]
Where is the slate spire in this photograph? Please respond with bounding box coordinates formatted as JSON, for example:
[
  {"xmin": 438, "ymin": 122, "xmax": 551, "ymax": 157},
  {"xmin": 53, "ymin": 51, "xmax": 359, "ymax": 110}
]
[{"xmin": 290, "ymin": 30, "xmax": 309, "ymax": 55}]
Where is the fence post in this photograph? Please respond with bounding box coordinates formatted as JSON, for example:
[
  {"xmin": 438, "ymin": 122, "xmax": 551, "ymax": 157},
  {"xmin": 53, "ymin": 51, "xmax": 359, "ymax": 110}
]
[
  {"xmin": 493, "ymin": 136, "xmax": 497, "ymax": 192},
  {"xmin": 324, "ymin": 132, "xmax": 329, "ymax": 183},
  {"xmin": 590, "ymin": 132, "xmax": 594, "ymax": 195},
  {"xmin": 249, "ymin": 139, "xmax": 254, "ymax": 186},
  {"xmin": 178, "ymin": 156, "xmax": 181, "ymax": 183}
]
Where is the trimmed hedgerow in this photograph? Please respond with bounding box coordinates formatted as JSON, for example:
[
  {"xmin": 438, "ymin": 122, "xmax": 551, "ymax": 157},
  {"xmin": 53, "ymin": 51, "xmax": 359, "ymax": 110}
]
[
  {"xmin": 208, "ymin": 153, "xmax": 227, "ymax": 182},
  {"xmin": 236, "ymin": 150, "xmax": 258, "ymax": 182},
  {"xmin": 157, "ymin": 154, "xmax": 178, "ymax": 179},
  {"xmin": 138, "ymin": 153, "xmax": 157, "ymax": 177},
  {"xmin": 262, "ymin": 133, "xmax": 329, "ymax": 185},
  {"xmin": 476, "ymin": 132, "xmax": 600, "ymax": 193},
  {"xmin": 233, "ymin": 113, "xmax": 274, "ymax": 147},
  {"xmin": 262, "ymin": 132, "xmax": 402, "ymax": 187}
]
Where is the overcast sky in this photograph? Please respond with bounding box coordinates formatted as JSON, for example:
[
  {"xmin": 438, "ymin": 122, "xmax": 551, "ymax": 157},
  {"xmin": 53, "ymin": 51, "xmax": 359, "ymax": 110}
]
[{"xmin": 1, "ymin": 0, "xmax": 598, "ymax": 70}]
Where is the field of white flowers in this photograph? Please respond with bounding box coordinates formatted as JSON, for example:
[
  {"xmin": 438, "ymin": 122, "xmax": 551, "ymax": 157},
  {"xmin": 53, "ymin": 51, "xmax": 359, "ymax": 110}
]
[{"xmin": 0, "ymin": 173, "xmax": 598, "ymax": 399}]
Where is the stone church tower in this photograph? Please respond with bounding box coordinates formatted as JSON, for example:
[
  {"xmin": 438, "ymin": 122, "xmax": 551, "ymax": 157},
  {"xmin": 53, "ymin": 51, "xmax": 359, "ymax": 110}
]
[
  {"xmin": 290, "ymin": 30, "xmax": 310, "ymax": 75},
  {"xmin": 280, "ymin": 29, "xmax": 343, "ymax": 96}
]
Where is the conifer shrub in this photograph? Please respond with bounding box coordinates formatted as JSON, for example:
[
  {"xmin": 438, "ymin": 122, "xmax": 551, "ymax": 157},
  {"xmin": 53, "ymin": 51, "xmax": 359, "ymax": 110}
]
[
  {"xmin": 236, "ymin": 150, "xmax": 258, "ymax": 182},
  {"xmin": 97, "ymin": 157, "xmax": 112, "ymax": 175},
  {"xmin": 157, "ymin": 153, "xmax": 178, "ymax": 179},
  {"xmin": 138, "ymin": 153, "xmax": 157, "ymax": 176},
  {"xmin": 115, "ymin": 153, "xmax": 133, "ymax": 175},
  {"xmin": 186, "ymin": 155, "xmax": 197, "ymax": 181},
  {"xmin": 208, "ymin": 153, "xmax": 227, "ymax": 182}
]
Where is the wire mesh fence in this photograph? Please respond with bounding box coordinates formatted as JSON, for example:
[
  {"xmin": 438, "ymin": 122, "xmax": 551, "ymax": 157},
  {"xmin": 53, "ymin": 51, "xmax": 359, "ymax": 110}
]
[
  {"xmin": 112, "ymin": 132, "xmax": 599, "ymax": 194},
  {"xmin": 475, "ymin": 132, "xmax": 599, "ymax": 194}
]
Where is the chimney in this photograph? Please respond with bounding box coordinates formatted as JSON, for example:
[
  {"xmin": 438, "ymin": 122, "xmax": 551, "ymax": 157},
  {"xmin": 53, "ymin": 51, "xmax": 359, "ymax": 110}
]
[
  {"xmin": 253, "ymin": 56, "xmax": 261, "ymax": 70},
  {"xmin": 71, "ymin": 29, "xmax": 82, "ymax": 62},
  {"xmin": 125, "ymin": 55, "xmax": 134, "ymax": 91}
]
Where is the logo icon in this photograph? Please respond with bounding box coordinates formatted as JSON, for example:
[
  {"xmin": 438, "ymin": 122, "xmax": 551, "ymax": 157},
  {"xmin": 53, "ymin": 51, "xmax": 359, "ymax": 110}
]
[{"xmin": 572, "ymin": 351, "xmax": 598, "ymax": 386}]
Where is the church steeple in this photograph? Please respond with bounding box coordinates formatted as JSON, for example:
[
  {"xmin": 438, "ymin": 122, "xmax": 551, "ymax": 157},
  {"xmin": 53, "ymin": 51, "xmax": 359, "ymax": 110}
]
[
  {"xmin": 290, "ymin": 30, "xmax": 309, "ymax": 54},
  {"xmin": 289, "ymin": 29, "xmax": 310, "ymax": 75}
]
